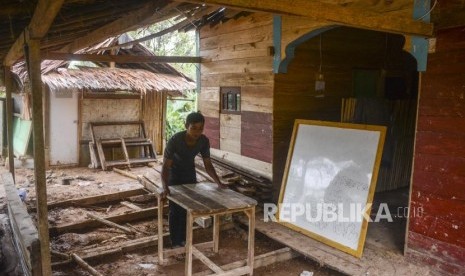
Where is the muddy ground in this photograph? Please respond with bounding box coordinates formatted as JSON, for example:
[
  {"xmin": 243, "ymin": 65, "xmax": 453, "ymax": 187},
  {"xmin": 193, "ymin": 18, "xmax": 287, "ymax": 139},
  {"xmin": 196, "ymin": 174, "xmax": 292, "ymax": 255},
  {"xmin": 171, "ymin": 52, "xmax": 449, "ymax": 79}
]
[{"xmin": 1, "ymin": 163, "xmax": 340, "ymax": 276}]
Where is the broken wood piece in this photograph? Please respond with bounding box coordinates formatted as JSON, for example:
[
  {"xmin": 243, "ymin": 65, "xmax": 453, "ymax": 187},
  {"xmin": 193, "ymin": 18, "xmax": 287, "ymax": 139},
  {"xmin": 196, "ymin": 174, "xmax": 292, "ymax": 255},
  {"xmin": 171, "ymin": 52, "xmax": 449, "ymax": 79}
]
[
  {"xmin": 121, "ymin": 201, "xmax": 142, "ymax": 210},
  {"xmin": 51, "ymin": 250, "xmax": 70, "ymax": 260},
  {"xmin": 125, "ymin": 223, "xmax": 151, "ymax": 235},
  {"xmin": 113, "ymin": 167, "xmax": 139, "ymax": 180},
  {"xmin": 71, "ymin": 253, "xmax": 103, "ymax": 276},
  {"xmin": 100, "ymin": 234, "xmax": 128, "ymax": 244},
  {"xmin": 106, "ymin": 205, "xmax": 112, "ymax": 213},
  {"xmin": 86, "ymin": 213, "xmax": 135, "ymax": 234}
]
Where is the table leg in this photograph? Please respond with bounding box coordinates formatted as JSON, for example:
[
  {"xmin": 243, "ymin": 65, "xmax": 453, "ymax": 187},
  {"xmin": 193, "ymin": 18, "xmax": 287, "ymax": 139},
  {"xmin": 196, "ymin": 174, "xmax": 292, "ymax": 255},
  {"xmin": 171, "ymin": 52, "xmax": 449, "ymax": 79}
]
[
  {"xmin": 213, "ymin": 214, "xmax": 220, "ymax": 253},
  {"xmin": 157, "ymin": 195, "xmax": 163, "ymax": 265},
  {"xmin": 246, "ymin": 207, "xmax": 255, "ymax": 275},
  {"xmin": 185, "ymin": 212, "xmax": 194, "ymax": 276}
]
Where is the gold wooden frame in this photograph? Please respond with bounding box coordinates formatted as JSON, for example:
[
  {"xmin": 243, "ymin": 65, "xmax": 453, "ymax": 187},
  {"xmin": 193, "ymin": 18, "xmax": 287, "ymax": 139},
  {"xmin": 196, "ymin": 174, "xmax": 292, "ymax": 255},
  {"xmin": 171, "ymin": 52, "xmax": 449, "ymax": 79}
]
[{"xmin": 277, "ymin": 119, "xmax": 386, "ymax": 258}]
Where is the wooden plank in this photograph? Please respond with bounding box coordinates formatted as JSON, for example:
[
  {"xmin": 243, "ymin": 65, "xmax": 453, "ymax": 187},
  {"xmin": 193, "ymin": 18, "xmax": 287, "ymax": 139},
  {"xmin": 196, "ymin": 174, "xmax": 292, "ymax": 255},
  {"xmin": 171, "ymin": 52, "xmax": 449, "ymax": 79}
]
[
  {"xmin": 200, "ymin": 25, "xmax": 273, "ymax": 51},
  {"xmin": 202, "ymin": 56, "xmax": 273, "ymax": 75},
  {"xmin": 190, "ymin": 0, "xmax": 433, "ymax": 36},
  {"xmin": 44, "ymin": 189, "xmax": 147, "ymax": 210},
  {"xmin": 201, "ymin": 72, "xmax": 274, "ymax": 87},
  {"xmin": 183, "ymin": 183, "xmax": 257, "ymax": 207},
  {"xmin": 43, "ymin": 52, "xmax": 202, "ymax": 63},
  {"xmin": 86, "ymin": 213, "xmax": 135, "ymax": 234},
  {"xmin": 49, "ymin": 207, "xmax": 159, "ymax": 235},
  {"xmin": 192, "ymin": 246, "xmax": 224, "ymax": 274},
  {"xmin": 174, "ymin": 185, "xmax": 228, "ymax": 210},
  {"xmin": 3, "ymin": 0, "xmax": 65, "ymax": 66},
  {"xmin": 120, "ymin": 201, "xmax": 142, "ymax": 210},
  {"xmin": 200, "ymin": 12, "xmax": 273, "ymax": 39}
]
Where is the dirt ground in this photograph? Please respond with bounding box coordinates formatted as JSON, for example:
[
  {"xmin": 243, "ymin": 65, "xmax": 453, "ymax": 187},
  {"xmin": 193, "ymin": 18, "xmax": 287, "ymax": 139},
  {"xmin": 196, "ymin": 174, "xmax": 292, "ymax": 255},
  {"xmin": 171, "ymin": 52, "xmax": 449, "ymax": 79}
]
[{"xmin": 1, "ymin": 163, "xmax": 341, "ymax": 276}]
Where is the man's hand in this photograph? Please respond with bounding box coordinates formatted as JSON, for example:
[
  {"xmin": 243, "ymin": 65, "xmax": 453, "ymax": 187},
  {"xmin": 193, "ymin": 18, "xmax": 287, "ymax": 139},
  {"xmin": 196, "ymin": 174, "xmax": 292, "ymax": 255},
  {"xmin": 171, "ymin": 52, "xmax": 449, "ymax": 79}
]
[
  {"xmin": 217, "ymin": 182, "xmax": 228, "ymax": 189},
  {"xmin": 161, "ymin": 186, "xmax": 170, "ymax": 199}
]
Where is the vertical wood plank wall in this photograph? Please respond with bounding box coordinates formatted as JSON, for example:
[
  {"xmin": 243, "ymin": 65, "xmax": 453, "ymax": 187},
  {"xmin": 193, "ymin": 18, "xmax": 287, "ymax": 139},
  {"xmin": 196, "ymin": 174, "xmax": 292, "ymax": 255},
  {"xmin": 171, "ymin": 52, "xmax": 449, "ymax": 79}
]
[
  {"xmin": 199, "ymin": 13, "xmax": 274, "ymax": 163},
  {"xmin": 143, "ymin": 91, "xmax": 165, "ymax": 154},
  {"xmin": 406, "ymin": 27, "xmax": 465, "ymax": 275},
  {"xmin": 273, "ymin": 27, "xmax": 417, "ymax": 202}
]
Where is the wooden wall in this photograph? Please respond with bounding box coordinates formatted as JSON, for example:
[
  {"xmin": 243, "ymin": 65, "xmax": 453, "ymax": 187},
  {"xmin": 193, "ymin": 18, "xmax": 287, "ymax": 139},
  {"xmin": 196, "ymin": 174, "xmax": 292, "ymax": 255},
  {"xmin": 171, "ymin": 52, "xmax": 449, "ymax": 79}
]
[
  {"xmin": 273, "ymin": 26, "xmax": 417, "ymax": 202},
  {"xmin": 406, "ymin": 27, "xmax": 465, "ymax": 275},
  {"xmin": 199, "ymin": 13, "xmax": 274, "ymax": 164}
]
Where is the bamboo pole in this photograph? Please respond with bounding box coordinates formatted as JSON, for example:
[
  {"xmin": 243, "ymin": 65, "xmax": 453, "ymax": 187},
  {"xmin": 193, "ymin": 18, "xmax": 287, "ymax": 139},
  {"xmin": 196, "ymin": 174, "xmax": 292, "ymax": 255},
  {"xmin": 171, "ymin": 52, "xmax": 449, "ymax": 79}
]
[
  {"xmin": 4, "ymin": 67, "xmax": 15, "ymax": 180},
  {"xmin": 29, "ymin": 38, "xmax": 52, "ymax": 276},
  {"xmin": 71, "ymin": 253, "xmax": 103, "ymax": 276}
]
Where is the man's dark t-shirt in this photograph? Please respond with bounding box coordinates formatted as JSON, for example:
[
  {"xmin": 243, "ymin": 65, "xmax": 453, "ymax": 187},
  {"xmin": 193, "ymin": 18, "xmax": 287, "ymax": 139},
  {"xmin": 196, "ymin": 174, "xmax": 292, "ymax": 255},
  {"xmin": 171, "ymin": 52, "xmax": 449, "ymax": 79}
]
[{"xmin": 164, "ymin": 130, "xmax": 210, "ymax": 185}]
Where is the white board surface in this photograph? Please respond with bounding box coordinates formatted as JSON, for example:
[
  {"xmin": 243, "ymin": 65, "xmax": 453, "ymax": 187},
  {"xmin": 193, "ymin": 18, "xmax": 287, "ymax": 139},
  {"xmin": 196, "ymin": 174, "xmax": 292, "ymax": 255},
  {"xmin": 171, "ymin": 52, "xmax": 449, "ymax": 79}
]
[{"xmin": 278, "ymin": 120, "xmax": 386, "ymax": 257}]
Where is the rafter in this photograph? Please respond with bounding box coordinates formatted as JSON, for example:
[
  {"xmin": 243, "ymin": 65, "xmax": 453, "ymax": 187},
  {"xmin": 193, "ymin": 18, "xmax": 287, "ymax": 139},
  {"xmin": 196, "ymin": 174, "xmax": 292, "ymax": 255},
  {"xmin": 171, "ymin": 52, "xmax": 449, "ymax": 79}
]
[
  {"xmin": 181, "ymin": 0, "xmax": 433, "ymax": 36},
  {"xmin": 3, "ymin": 0, "xmax": 65, "ymax": 66},
  {"xmin": 59, "ymin": 1, "xmax": 180, "ymax": 54},
  {"xmin": 43, "ymin": 52, "xmax": 202, "ymax": 63}
]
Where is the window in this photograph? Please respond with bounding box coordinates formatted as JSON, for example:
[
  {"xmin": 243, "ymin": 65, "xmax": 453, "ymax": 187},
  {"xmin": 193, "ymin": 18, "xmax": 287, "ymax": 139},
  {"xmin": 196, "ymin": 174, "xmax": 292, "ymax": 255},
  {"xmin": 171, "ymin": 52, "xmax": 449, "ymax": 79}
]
[{"xmin": 220, "ymin": 87, "xmax": 241, "ymax": 114}]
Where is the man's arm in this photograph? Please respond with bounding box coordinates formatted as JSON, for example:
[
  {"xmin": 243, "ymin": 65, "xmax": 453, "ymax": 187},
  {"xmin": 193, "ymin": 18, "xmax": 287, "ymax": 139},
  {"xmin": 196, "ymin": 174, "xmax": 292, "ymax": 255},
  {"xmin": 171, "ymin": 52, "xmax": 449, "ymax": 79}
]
[
  {"xmin": 203, "ymin": 157, "xmax": 227, "ymax": 188},
  {"xmin": 161, "ymin": 158, "xmax": 173, "ymax": 198}
]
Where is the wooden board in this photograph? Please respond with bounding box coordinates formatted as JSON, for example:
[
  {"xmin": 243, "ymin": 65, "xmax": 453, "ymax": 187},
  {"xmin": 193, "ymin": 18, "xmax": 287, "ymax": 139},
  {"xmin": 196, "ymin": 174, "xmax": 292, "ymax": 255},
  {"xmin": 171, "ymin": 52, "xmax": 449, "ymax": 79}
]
[
  {"xmin": 13, "ymin": 117, "xmax": 32, "ymax": 157},
  {"xmin": 168, "ymin": 182, "xmax": 257, "ymax": 216}
]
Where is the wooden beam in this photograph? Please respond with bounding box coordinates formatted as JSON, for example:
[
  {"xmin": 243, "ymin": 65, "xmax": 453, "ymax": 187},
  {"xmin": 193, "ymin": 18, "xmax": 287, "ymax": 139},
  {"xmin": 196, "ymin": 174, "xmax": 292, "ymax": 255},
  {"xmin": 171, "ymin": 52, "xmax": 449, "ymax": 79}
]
[
  {"xmin": 28, "ymin": 38, "xmax": 52, "ymax": 276},
  {"xmin": 59, "ymin": 1, "xmax": 179, "ymax": 54},
  {"xmin": 43, "ymin": 188, "xmax": 148, "ymax": 210},
  {"xmin": 42, "ymin": 52, "xmax": 202, "ymax": 63},
  {"xmin": 49, "ymin": 207, "xmax": 163, "ymax": 235},
  {"xmin": 182, "ymin": 0, "xmax": 433, "ymax": 36},
  {"xmin": 86, "ymin": 213, "xmax": 136, "ymax": 234},
  {"xmin": 4, "ymin": 68, "xmax": 15, "ymax": 180},
  {"xmin": 3, "ymin": 0, "xmax": 65, "ymax": 66}
]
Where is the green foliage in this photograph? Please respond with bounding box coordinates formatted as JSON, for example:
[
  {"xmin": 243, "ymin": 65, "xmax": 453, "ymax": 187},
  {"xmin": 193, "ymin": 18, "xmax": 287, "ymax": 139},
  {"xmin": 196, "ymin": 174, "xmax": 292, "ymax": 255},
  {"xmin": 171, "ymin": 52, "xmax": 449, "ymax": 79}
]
[
  {"xmin": 128, "ymin": 18, "xmax": 199, "ymax": 141},
  {"xmin": 128, "ymin": 19, "xmax": 197, "ymax": 80},
  {"xmin": 165, "ymin": 91, "xmax": 197, "ymax": 140}
]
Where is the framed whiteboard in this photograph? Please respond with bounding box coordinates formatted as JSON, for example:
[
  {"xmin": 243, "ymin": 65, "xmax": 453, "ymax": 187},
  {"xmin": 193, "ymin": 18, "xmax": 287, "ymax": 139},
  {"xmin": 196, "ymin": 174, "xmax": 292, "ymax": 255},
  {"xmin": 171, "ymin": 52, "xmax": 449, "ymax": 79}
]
[{"xmin": 278, "ymin": 120, "xmax": 386, "ymax": 258}]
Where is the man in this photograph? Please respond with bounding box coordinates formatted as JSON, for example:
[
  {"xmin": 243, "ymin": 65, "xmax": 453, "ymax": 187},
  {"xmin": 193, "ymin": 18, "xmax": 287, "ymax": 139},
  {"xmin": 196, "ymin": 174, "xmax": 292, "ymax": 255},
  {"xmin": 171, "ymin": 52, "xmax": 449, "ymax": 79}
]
[{"xmin": 161, "ymin": 111, "xmax": 227, "ymax": 248}]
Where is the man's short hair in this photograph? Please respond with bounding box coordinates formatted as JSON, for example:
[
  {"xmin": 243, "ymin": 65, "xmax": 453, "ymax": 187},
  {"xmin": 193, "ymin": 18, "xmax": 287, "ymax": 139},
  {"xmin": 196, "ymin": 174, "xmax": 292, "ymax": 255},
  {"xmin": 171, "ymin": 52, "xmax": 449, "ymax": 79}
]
[{"xmin": 185, "ymin": 111, "xmax": 205, "ymax": 126}]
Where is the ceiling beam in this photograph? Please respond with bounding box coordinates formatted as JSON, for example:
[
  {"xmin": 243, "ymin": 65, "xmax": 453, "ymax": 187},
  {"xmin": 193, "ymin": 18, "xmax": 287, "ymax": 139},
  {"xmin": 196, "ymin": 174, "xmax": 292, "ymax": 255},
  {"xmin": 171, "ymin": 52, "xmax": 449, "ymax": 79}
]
[
  {"xmin": 3, "ymin": 0, "xmax": 65, "ymax": 66},
  {"xmin": 181, "ymin": 0, "xmax": 433, "ymax": 37},
  {"xmin": 42, "ymin": 52, "xmax": 202, "ymax": 63},
  {"xmin": 59, "ymin": 1, "xmax": 179, "ymax": 54}
]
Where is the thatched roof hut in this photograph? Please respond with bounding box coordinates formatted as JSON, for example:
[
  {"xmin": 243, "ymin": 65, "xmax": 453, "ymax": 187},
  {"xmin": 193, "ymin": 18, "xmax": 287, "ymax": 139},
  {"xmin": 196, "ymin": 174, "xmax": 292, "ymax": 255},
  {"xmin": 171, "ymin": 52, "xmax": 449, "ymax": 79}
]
[
  {"xmin": 11, "ymin": 35, "xmax": 195, "ymax": 96},
  {"xmin": 42, "ymin": 67, "xmax": 195, "ymax": 96}
]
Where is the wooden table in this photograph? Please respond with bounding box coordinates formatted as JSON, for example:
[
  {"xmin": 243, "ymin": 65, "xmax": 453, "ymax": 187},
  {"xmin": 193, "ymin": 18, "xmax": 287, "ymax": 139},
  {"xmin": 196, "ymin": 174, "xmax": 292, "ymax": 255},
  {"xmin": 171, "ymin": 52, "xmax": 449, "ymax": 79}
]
[{"xmin": 157, "ymin": 182, "xmax": 257, "ymax": 276}]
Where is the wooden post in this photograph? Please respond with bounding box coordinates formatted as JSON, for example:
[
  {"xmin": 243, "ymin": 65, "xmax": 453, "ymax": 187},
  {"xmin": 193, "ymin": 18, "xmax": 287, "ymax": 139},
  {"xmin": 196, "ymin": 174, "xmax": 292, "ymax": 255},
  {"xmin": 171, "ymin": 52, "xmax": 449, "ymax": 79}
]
[
  {"xmin": 185, "ymin": 212, "xmax": 194, "ymax": 276},
  {"xmin": 157, "ymin": 195, "xmax": 164, "ymax": 264},
  {"xmin": 28, "ymin": 38, "xmax": 52, "ymax": 276},
  {"xmin": 246, "ymin": 207, "xmax": 255, "ymax": 276},
  {"xmin": 4, "ymin": 67, "xmax": 15, "ymax": 180},
  {"xmin": 213, "ymin": 214, "xmax": 220, "ymax": 253}
]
